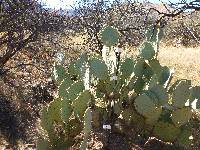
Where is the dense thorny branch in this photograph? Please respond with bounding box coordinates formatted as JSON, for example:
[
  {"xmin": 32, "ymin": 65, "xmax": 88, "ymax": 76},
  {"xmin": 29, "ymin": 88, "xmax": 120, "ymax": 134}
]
[{"xmin": 147, "ymin": 0, "xmax": 200, "ymax": 26}]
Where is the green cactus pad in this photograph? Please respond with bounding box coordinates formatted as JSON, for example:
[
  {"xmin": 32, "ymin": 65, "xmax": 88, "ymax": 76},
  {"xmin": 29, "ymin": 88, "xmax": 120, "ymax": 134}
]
[
  {"xmin": 80, "ymin": 108, "xmax": 92, "ymax": 150},
  {"xmin": 127, "ymin": 76, "xmax": 137, "ymax": 90},
  {"xmin": 134, "ymin": 58, "xmax": 145, "ymax": 77},
  {"xmin": 50, "ymin": 138, "xmax": 69, "ymax": 150},
  {"xmin": 149, "ymin": 85, "xmax": 169, "ymax": 106},
  {"xmin": 143, "ymin": 62, "xmax": 154, "ymax": 80},
  {"xmin": 177, "ymin": 129, "xmax": 192, "ymax": 147},
  {"xmin": 134, "ymin": 93, "xmax": 158, "ymax": 118},
  {"xmin": 66, "ymin": 81, "xmax": 85, "ymax": 101},
  {"xmin": 104, "ymin": 81, "xmax": 115, "ymax": 94},
  {"xmin": 83, "ymin": 108, "xmax": 92, "ymax": 134},
  {"xmin": 145, "ymin": 90, "xmax": 159, "ymax": 105},
  {"xmin": 140, "ymin": 42, "xmax": 155, "ymax": 60},
  {"xmin": 40, "ymin": 106, "xmax": 54, "ymax": 133},
  {"xmin": 172, "ymin": 80, "xmax": 191, "ymax": 108},
  {"xmin": 146, "ymin": 25, "xmax": 164, "ymax": 42},
  {"xmin": 72, "ymin": 90, "xmax": 92, "ymax": 119},
  {"xmin": 58, "ymin": 77, "xmax": 73, "ymax": 98},
  {"xmin": 48, "ymin": 98, "xmax": 62, "ymax": 123},
  {"xmin": 100, "ymin": 26, "xmax": 120, "ymax": 47},
  {"xmin": 190, "ymin": 86, "xmax": 200, "ymax": 101},
  {"xmin": 145, "ymin": 106, "xmax": 162, "ymax": 125},
  {"xmin": 53, "ymin": 64, "xmax": 67, "ymax": 84},
  {"xmin": 148, "ymin": 74, "xmax": 158, "ymax": 88},
  {"xmin": 121, "ymin": 107, "xmax": 145, "ymax": 126},
  {"xmin": 37, "ymin": 139, "xmax": 51, "ymax": 150},
  {"xmin": 90, "ymin": 58, "xmax": 109, "ymax": 80},
  {"xmin": 153, "ymin": 121, "xmax": 181, "ymax": 142},
  {"xmin": 68, "ymin": 61, "xmax": 79, "ymax": 77},
  {"xmin": 158, "ymin": 66, "xmax": 171, "ymax": 85},
  {"xmin": 120, "ymin": 58, "xmax": 135, "ymax": 79},
  {"xmin": 61, "ymin": 99, "xmax": 72, "ymax": 124},
  {"xmin": 133, "ymin": 77, "xmax": 145, "ymax": 94},
  {"xmin": 95, "ymin": 88, "xmax": 105, "ymax": 98},
  {"xmin": 168, "ymin": 80, "xmax": 182, "ymax": 94},
  {"xmin": 68, "ymin": 54, "xmax": 87, "ymax": 78},
  {"xmin": 96, "ymin": 80, "xmax": 107, "ymax": 94},
  {"xmin": 149, "ymin": 59, "xmax": 162, "ymax": 75},
  {"xmin": 171, "ymin": 107, "xmax": 192, "ymax": 127}
]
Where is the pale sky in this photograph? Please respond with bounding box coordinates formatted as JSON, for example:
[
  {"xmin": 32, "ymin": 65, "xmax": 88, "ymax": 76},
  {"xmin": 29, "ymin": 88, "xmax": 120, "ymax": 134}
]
[
  {"xmin": 38, "ymin": 0, "xmax": 76, "ymax": 9},
  {"xmin": 38, "ymin": 0, "xmax": 183, "ymax": 9}
]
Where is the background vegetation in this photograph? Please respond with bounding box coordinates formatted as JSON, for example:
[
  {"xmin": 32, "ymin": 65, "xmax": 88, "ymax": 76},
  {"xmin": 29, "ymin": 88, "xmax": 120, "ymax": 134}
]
[{"xmin": 0, "ymin": 0, "xmax": 200, "ymax": 149}]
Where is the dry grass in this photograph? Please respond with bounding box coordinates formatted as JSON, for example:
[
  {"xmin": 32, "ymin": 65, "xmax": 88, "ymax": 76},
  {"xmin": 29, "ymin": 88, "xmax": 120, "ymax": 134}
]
[{"xmin": 158, "ymin": 45, "xmax": 200, "ymax": 86}]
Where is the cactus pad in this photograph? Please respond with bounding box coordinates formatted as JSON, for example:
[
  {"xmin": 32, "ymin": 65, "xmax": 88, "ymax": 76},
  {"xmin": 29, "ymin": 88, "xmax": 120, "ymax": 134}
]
[
  {"xmin": 40, "ymin": 106, "xmax": 54, "ymax": 133},
  {"xmin": 149, "ymin": 59, "xmax": 162, "ymax": 75},
  {"xmin": 134, "ymin": 58, "xmax": 145, "ymax": 77},
  {"xmin": 153, "ymin": 121, "xmax": 181, "ymax": 142},
  {"xmin": 134, "ymin": 93, "xmax": 158, "ymax": 118},
  {"xmin": 100, "ymin": 26, "xmax": 120, "ymax": 47},
  {"xmin": 61, "ymin": 99, "xmax": 72, "ymax": 124},
  {"xmin": 190, "ymin": 86, "xmax": 200, "ymax": 101},
  {"xmin": 68, "ymin": 54, "xmax": 87, "ymax": 78},
  {"xmin": 145, "ymin": 106, "xmax": 162, "ymax": 125},
  {"xmin": 140, "ymin": 42, "xmax": 155, "ymax": 60},
  {"xmin": 120, "ymin": 58, "xmax": 135, "ymax": 79},
  {"xmin": 133, "ymin": 77, "xmax": 145, "ymax": 94},
  {"xmin": 148, "ymin": 74, "xmax": 158, "ymax": 88},
  {"xmin": 72, "ymin": 90, "xmax": 92, "ymax": 119},
  {"xmin": 177, "ymin": 129, "xmax": 192, "ymax": 147},
  {"xmin": 146, "ymin": 25, "xmax": 163, "ymax": 42},
  {"xmin": 66, "ymin": 81, "xmax": 85, "ymax": 101},
  {"xmin": 143, "ymin": 62, "xmax": 154, "ymax": 80},
  {"xmin": 90, "ymin": 58, "xmax": 109, "ymax": 80},
  {"xmin": 37, "ymin": 139, "xmax": 51, "ymax": 150},
  {"xmin": 158, "ymin": 66, "xmax": 171, "ymax": 85},
  {"xmin": 48, "ymin": 98, "xmax": 62, "ymax": 123},
  {"xmin": 172, "ymin": 80, "xmax": 191, "ymax": 108},
  {"xmin": 80, "ymin": 108, "xmax": 92, "ymax": 150},
  {"xmin": 171, "ymin": 107, "xmax": 192, "ymax": 127},
  {"xmin": 149, "ymin": 85, "xmax": 169, "ymax": 106},
  {"xmin": 58, "ymin": 78, "xmax": 73, "ymax": 98},
  {"xmin": 53, "ymin": 64, "xmax": 67, "ymax": 84}
]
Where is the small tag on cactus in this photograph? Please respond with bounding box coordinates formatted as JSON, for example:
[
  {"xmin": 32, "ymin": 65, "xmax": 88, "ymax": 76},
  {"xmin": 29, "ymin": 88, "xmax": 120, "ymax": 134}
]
[{"xmin": 103, "ymin": 124, "xmax": 111, "ymax": 130}]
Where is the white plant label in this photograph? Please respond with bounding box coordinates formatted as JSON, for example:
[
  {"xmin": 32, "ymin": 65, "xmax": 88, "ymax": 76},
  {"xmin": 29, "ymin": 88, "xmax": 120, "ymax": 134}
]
[{"xmin": 103, "ymin": 124, "xmax": 111, "ymax": 130}]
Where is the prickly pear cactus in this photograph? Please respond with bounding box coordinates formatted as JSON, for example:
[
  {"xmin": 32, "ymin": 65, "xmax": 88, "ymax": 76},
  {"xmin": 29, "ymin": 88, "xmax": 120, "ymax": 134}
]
[
  {"xmin": 37, "ymin": 60, "xmax": 92, "ymax": 149},
  {"xmin": 37, "ymin": 25, "xmax": 200, "ymax": 149}
]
